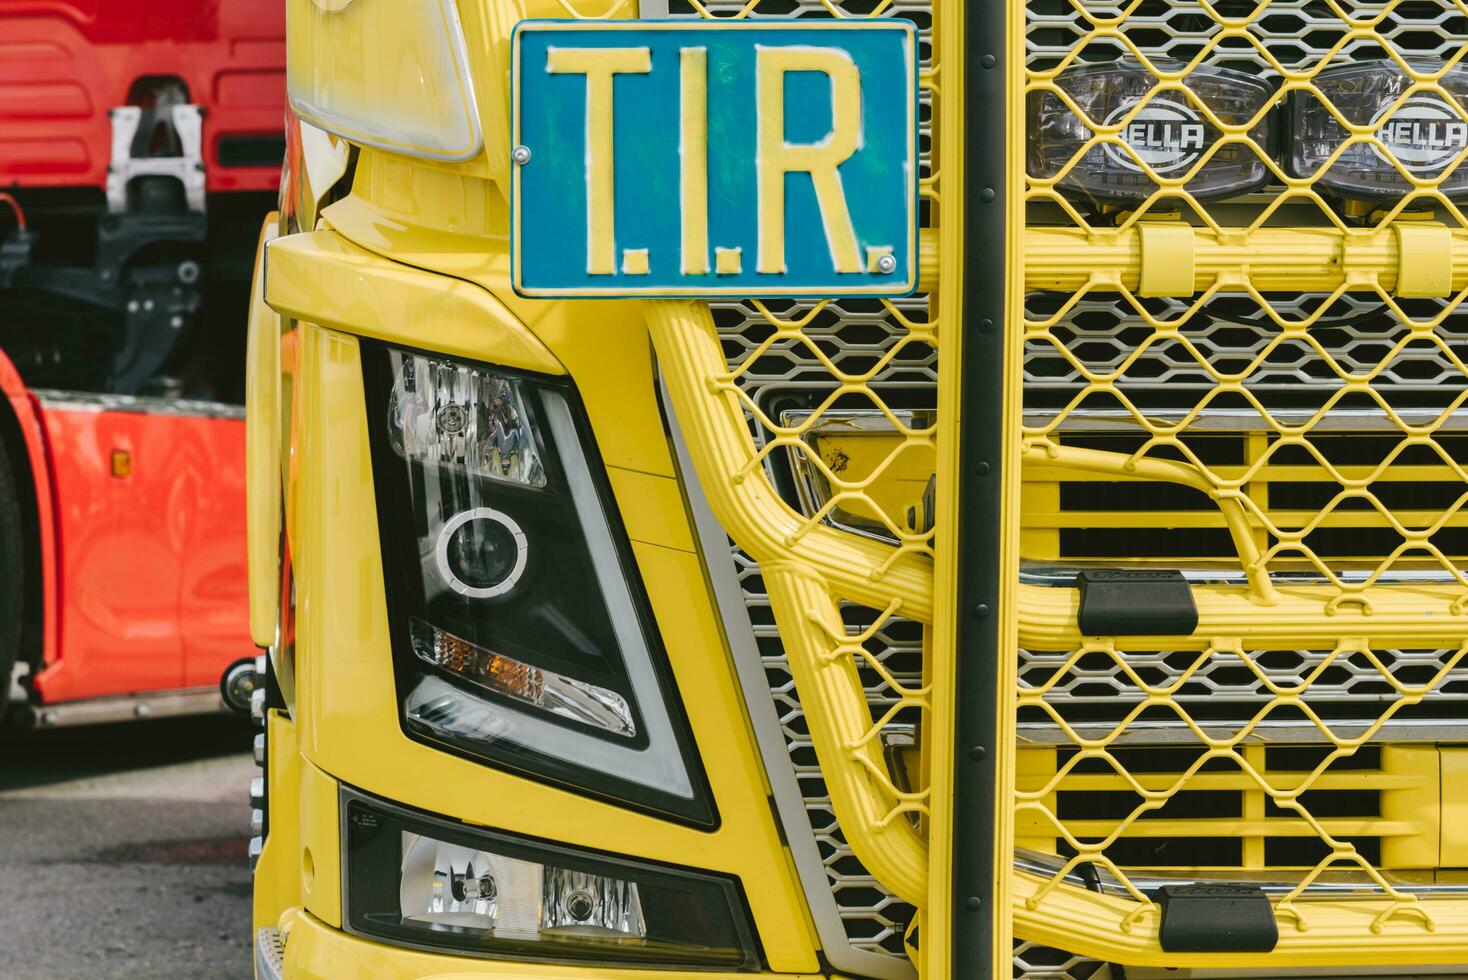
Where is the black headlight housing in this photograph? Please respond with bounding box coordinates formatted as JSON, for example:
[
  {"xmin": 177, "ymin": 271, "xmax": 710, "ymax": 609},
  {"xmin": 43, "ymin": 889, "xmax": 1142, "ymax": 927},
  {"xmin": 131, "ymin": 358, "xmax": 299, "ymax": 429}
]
[
  {"xmin": 342, "ymin": 787, "xmax": 760, "ymax": 968},
  {"xmin": 1028, "ymin": 60, "xmax": 1277, "ymax": 206},
  {"xmin": 362, "ymin": 341, "xmax": 714, "ymax": 827},
  {"xmin": 1290, "ymin": 61, "xmax": 1468, "ymax": 201}
]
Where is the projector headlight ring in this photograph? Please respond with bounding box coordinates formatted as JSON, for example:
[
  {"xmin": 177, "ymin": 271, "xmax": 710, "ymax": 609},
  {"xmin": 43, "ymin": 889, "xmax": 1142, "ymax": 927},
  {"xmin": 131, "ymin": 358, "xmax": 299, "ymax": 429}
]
[{"xmin": 434, "ymin": 507, "xmax": 528, "ymax": 599}]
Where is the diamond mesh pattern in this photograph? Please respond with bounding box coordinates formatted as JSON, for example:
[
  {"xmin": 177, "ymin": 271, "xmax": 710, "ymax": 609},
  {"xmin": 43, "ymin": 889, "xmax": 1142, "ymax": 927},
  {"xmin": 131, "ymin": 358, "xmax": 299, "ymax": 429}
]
[
  {"xmin": 551, "ymin": 0, "xmax": 941, "ymax": 961},
  {"xmin": 1014, "ymin": 941, "xmax": 1106, "ymax": 980},
  {"xmin": 734, "ymin": 547, "xmax": 922, "ymax": 957},
  {"xmin": 1018, "ymin": 0, "xmax": 1468, "ymax": 949},
  {"xmin": 1020, "ymin": 642, "xmax": 1468, "ymax": 741}
]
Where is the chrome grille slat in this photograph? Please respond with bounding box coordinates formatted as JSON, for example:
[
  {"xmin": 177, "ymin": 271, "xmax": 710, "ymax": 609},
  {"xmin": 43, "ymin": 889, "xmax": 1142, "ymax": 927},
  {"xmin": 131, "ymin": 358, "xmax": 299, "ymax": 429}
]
[{"xmin": 732, "ymin": 543, "xmax": 921, "ymax": 958}]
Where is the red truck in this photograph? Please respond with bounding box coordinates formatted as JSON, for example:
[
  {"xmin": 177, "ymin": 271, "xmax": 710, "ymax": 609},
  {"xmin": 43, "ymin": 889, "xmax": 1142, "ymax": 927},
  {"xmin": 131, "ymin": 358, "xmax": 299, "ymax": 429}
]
[{"xmin": 0, "ymin": 0, "xmax": 283, "ymax": 725}]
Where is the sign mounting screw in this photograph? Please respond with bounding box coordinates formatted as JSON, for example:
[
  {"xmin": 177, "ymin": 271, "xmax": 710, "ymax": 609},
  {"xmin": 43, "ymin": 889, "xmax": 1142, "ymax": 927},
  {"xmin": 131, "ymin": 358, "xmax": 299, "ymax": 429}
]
[
  {"xmin": 511, "ymin": 145, "xmax": 532, "ymax": 166},
  {"xmin": 875, "ymin": 253, "xmax": 897, "ymax": 275}
]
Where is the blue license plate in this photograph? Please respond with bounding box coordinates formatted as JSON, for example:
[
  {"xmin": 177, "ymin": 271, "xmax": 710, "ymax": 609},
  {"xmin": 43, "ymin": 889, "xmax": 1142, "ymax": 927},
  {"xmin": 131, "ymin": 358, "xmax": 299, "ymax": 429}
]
[{"xmin": 511, "ymin": 20, "xmax": 918, "ymax": 298}]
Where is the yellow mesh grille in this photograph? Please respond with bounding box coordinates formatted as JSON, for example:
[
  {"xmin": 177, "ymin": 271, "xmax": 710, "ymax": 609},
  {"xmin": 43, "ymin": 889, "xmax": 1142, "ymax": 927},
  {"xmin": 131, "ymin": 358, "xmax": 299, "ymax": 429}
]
[
  {"xmin": 1015, "ymin": 0, "xmax": 1468, "ymax": 965},
  {"xmin": 633, "ymin": 0, "xmax": 1468, "ymax": 968}
]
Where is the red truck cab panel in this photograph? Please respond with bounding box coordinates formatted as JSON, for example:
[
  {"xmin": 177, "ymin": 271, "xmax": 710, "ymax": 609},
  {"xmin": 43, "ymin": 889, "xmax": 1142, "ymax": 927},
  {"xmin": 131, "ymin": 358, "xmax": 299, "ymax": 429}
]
[
  {"xmin": 29, "ymin": 396, "xmax": 252, "ymax": 702},
  {"xmin": 0, "ymin": 0, "xmax": 286, "ymax": 192}
]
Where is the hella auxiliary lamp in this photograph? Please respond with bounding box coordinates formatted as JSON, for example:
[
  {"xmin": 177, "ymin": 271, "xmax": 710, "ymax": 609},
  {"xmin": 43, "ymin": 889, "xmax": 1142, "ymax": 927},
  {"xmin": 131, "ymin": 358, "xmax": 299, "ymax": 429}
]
[
  {"xmin": 1027, "ymin": 60, "xmax": 1277, "ymax": 204},
  {"xmin": 361, "ymin": 342, "xmax": 714, "ymax": 828},
  {"xmin": 1292, "ymin": 61, "xmax": 1468, "ymax": 200},
  {"xmin": 1030, "ymin": 59, "xmax": 1468, "ymax": 206}
]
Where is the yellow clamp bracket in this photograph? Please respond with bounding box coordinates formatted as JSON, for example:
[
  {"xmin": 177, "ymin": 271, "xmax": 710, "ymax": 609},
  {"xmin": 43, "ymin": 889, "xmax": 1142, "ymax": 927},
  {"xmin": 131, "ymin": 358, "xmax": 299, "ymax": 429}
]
[
  {"xmin": 1395, "ymin": 222, "xmax": 1454, "ymax": 298},
  {"xmin": 1136, "ymin": 222, "xmax": 1195, "ymax": 298}
]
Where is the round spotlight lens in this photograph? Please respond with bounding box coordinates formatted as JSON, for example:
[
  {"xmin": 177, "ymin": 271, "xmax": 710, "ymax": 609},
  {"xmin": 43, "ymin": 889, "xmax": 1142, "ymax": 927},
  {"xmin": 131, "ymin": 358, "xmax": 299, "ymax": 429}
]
[{"xmin": 435, "ymin": 508, "xmax": 528, "ymax": 598}]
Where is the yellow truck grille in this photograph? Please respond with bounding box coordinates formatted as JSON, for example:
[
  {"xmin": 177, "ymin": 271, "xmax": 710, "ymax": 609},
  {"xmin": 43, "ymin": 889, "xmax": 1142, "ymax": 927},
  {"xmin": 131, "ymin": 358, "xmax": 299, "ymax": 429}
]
[
  {"xmin": 1017, "ymin": 0, "xmax": 1468, "ymax": 962},
  {"xmin": 641, "ymin": 0, "xmax": 1468, "ymax": 972}
]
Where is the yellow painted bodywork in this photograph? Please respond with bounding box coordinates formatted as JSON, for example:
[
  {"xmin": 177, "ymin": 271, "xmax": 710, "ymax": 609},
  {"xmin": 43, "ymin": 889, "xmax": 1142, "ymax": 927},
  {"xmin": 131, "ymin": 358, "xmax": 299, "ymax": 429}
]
[
  {"xmin": 254, "ymin": 709, "xmax": 302, "ymax": 932},
  {"xmin": 253, "ymin": 194, "xmax": 820, "ymax": 972},
  {"xmin": 249, "ymin": 0, "xmax": 1468, "ymax": 972},
  {"xmin": 246, "ymin": 213, "xmax": 282, "ymax": 650}
]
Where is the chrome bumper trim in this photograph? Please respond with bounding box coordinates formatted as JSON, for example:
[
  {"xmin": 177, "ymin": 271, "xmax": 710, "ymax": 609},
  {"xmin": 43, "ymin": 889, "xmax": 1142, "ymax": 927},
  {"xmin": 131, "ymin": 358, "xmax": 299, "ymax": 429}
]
[
  {"xmin": 29, "ymin": 687, "xmax": 226, "ymax": 728},
  {"xmin": 254, "ymin": 926, "xmax": 285, "ymax": 980}
]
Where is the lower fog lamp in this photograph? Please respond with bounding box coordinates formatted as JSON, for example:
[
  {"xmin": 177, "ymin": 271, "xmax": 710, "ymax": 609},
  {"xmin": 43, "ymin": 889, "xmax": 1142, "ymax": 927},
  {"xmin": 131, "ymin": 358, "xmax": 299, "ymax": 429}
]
[{"xmin": 343, "ymin": 789, "xmax": 759, "ymax": 967}]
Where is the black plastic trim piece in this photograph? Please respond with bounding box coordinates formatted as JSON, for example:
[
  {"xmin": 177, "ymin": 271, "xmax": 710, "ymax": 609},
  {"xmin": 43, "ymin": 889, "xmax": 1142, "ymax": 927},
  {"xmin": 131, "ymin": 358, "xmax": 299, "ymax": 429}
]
[
  {"xmin": 1076, "ymin": 569, "xmax": 1199, "ymax": 636},
  {"xmin": 952, "ymin": 0, "xmax": 1008, "ymax": 974},
  {"xmin": 339, "ymin": 785, "xmax": 762, "ymax": 969},
  {"xmin": 1156, "ymin": 883, "xmax": 1279, "ymax": 953}
]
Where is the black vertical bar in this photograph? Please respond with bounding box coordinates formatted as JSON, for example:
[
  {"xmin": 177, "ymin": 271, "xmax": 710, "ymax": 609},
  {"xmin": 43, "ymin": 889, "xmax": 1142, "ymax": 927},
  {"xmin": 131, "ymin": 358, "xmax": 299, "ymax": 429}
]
[{"xmin": 951, "ymin": 0, "xmax": 1008, "ymax": 971}]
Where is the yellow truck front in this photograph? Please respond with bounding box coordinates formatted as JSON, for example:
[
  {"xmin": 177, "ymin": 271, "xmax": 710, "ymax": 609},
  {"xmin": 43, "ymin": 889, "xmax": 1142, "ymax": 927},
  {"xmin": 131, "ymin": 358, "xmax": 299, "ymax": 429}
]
[{"xmin": 248, "ymin": 0, "xmax": 1468, "ymax": 978}]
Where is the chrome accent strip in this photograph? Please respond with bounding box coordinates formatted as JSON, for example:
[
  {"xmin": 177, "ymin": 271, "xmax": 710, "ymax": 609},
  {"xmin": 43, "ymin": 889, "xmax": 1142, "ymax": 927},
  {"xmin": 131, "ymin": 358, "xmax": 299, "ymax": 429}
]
[
  {"xmin": 1020, "ymin": 559, "xmax": 1468, "ymax": 588},
  {"xmin": 29, "ymin": 389, "xmax": 245, "ymax": 420},
  {"xmin": 662, "ymin": 378, "xmax": 915, "ymax": 980},
  {"xmin": 773, "ymin": 406, "xmax": 1468, "ymax": 442},
  {"xmin": 254, "ymin": 926, "xmax": 285, "ymax": 980},
  {"xmin": 31, "ymin": 687, "xmax": 226, "ymax": 728},
  {"xmin": 1019, "ymin": 718, "xmax": 1468, "ymax": 746},
  {"xmin": 1016, "ymin": 848, "xmax": 1468, "ymax": 898}
]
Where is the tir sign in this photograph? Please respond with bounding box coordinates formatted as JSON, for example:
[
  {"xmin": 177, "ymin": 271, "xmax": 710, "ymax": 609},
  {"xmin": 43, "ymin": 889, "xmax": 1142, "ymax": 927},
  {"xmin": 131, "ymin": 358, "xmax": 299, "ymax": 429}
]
[{"xmin": 511, "ymin": 21, "xmax": 918, "ymax": 298}]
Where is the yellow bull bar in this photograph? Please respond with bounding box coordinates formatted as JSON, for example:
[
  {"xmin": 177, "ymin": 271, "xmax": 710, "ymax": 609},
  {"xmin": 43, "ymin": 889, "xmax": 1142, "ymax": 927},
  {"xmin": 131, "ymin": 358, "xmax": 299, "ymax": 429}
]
[
  {"xmin": 646, "ymin": 300, "xmax": 932, "ymax": 908},
  {"xmin": 648, "ymin": 270, "xmax": 1468, "ymax": 966}
]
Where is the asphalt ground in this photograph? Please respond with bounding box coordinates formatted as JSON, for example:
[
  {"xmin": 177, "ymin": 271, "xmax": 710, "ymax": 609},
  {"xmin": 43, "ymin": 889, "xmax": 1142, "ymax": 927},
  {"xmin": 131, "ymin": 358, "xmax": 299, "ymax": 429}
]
[{"xmin": 0, "ymin": 714, "xmax": 257, "ymax": 979}]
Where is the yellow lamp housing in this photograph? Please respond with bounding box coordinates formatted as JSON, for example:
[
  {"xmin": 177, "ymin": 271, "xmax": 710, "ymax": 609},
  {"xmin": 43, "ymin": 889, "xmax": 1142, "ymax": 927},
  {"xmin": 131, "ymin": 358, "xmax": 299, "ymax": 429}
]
[{"xmin": 286, "ymin": 0, "xmax": 483, "ymax": 162}]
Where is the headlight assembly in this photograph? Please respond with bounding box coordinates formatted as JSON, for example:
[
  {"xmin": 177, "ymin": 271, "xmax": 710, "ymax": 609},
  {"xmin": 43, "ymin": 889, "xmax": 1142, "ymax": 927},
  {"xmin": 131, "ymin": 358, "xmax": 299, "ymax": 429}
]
[
  {"xmin": 343, "ymin": 788, "xmax": 759, "ymax": 967},
  {"xmin": 1028, "ymin": 61, "xmax": 1277, "ymax": 205},
  {"xmin": 1291, "ymin": 61, "xmax": 1468, "ymax": 201},
  {"xmin": 364, "ymin": 343, "xmax": 713, "ymax": 827}
]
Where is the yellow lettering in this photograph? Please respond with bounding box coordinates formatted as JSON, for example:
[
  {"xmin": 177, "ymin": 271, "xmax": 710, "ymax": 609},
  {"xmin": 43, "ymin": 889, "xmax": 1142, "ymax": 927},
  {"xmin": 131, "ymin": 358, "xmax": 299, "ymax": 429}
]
[
  {"xmin": 547, "ymin": 46, "xmax": 652, "ymax": 275},
  {"xmin": 756, "ymin": 46, "xmax": 863, "ymax": 275},
  {"xmin": 680, "ymin": 47, "xmax": 709, "ymax": 275}
]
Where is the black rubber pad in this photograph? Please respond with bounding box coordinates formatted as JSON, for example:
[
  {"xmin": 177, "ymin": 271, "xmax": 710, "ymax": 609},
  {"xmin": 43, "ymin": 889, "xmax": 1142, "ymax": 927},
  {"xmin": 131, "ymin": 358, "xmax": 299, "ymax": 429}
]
[
  {"xmin": 1076, "ymin": 568, "xmax": 1199, "ymax": 637},
  {"xmin": 1156, "ymin": 883, "xmax": 1279, "ymax": 953}
]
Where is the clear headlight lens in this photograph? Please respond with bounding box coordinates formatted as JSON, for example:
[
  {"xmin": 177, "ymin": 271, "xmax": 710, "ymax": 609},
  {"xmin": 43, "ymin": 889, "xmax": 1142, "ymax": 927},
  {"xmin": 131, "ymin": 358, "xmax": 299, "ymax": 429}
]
[
  {"xmin": 1291, "ymin": 61, "xmax": 1468, "ymax": 200},
  {"xmin": 388, "ymin": 356, "xmax": 546, "ymax": 488},
  {"xmin": 1028, "ymin": 61, "xmax": 1276, "ymax": 205},
  {"xmin": 366, "ymin": 345, "xmax": 712, "ymax": 826},
  {"xmin": 345, "ymin": 790, "xmax": 758, "ymax": 967}
]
